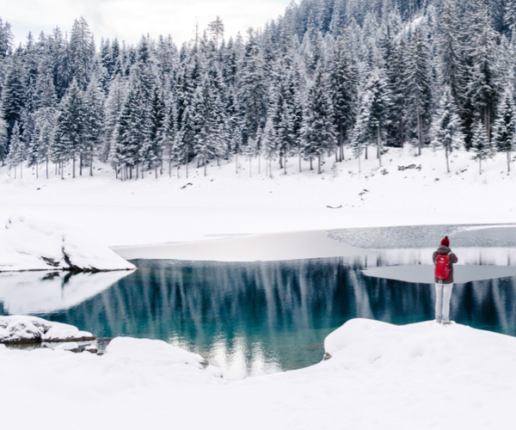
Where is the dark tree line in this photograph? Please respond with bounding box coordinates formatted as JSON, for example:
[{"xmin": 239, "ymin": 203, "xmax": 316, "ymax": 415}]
[{"xmin": 1, "ymin": 0, "xmax": 515, "ymax": 179}]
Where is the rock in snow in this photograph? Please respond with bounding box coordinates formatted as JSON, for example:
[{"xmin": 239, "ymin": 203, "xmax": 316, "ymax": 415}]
[
  {"xmin": 0, "ymin": 315, "xmax": 95, "ymax": 344},
  {"xmin": 0, "ymin": 216, "xmax": 135, "ymax": 272}
]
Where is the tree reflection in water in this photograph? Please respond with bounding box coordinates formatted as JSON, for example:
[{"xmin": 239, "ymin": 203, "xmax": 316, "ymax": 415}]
[{"xmin": 8, "ymin": 258, "xmax": 516, "ymax": 379}]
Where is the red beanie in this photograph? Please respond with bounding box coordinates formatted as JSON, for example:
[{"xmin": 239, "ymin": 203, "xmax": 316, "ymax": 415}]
[{"xmin": 441, "ymin": 236, "xmax": 450, "ymax": 247}]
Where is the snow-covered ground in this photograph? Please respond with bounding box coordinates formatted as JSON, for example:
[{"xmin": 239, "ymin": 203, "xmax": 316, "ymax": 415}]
[
  {"xmin": 2, "ymin": 148, "xmax": 516, "ymax": 429},
  {"xmin": 2, "ymin": 318, "xmax": 516, "ymax": 430},
  {"xmin": 0, "ymin": 147, "xmax": 514, "ymax": 252}
]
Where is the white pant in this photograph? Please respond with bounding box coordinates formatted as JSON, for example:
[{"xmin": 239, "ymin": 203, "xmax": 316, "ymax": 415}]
[{"xmin": 435, "ymin": 282, "xmax": 453, "ymax": 323}]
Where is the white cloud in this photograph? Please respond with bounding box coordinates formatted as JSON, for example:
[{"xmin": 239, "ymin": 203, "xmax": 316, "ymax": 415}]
[{"xmin": 3, "ymin": 0, "xmax": 290, "ymax": 46}]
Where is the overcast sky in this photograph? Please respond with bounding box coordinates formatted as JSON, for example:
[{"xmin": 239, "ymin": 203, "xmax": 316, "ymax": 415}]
[{"xmin": 3, "ymin": 0, "xmax": 291, "ymax": 47}]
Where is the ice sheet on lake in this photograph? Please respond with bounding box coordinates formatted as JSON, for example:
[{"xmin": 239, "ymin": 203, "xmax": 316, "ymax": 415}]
[
  {"xmin": 363, "ymin": 264, "xmax": 516, "ymax": 284},
  {"xmin": 0, "ymin": 270, "xmax": 132, "ymax": 314}
]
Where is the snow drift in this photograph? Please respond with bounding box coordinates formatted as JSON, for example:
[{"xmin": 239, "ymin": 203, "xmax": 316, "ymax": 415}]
[
  {"xmin": 0, "ymin": 215, "xmax": 135, "ymax": 272},
  {"xmin": 0, "ymin": 315, "xmax": 95, "ymax": 344}
]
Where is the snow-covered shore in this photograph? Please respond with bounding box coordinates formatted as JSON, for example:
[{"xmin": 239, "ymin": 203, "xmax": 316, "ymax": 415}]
[
  {"xmin": 0, "ymin": 216, "xmax": 135, "ymax": 272},
  {"xmin": 2, "ymin": 318, "xmax": 516, "ymax": 430},
  {"xmin": 0, "ymin": 147, "xmax": 515, "ymax": 252}
]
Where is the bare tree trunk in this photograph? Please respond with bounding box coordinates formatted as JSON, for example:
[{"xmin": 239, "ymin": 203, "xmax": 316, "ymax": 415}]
[
  {"xmin": 169, "ymin": 159, "xmax": 172, "ymax": 177},
  {"xmin": 61, "ymin": 162, "xmax": 64, "ymax": 180},
  {"xmin": 310, "ymin": 159, "xmax": 313, "ymax": 170},
  {"xmin": 160, "ymin": 159, "xmax": 163, "ymax": 175},
  {"xmin": 79, "ymin": 154, "xmax": 82, "ymax": 176},
  {"xmin": 155, "ymin": 164, "xmax": 158, "ymax": 179},
  {"xmin": 14, "ymin": 165, "xmax": 16, "ymax": 179},
  {"xmin": 318, "ymin": 154, "xmax": 321, "ymax": 174},
  {"xmin": 365, "ymin": 145, "xmax": 368, "ymax": 159},
  {"xmin": 339, "ymin": 126, "xmax": 344, "ymax": 161},
  {"xmin": 185, "ymin": 146, "xmax": 189, "ymax": 179},
  {"xmin": 446, "ymin": 149, "xmax": 450, "ymax": 173},
  {"xmin": 73, "ymin": 157, "xmax": 76, "ymax": 178},
  {"xmin": 358, "ymin": 152, "xmax": 362, "ymax": 173},
  {"xmin": 508, "ymin": 151, "xmax": 511, "ymax": 173},
  {"xmin": 258, "ymin": 156, "xmax": 261, "ymax": 174},
  {"xmin": 284, "ymin": 156, "xmax": 287, "ymax": 175},
  {"xmin": 204, "ymin": 155, "xmax": 207, "ymax": 177},
  {"xmin": 417, "ymin": 110, "xmax": 422, "ymax": 156},
  {"xmin": 136, "ymin": 163, "xmax": 139, "ymax": 179},
  {"xmin": 479, "ymin": 159, "xmax": 482, "ymax": 175},
  {"xmin": 90, "ymin": 154, "xmax": 93, "ymax": 176},
  {"xmin": 269, "ymin": 159, "xmax": 272, "ymax": 179},
  {"xmin": 35, "ymin": 161, "xmax": 38, "ymax": 179},
  {"xmin": 335, "ymin": 146, "xmax": 338, "ymax": 162},
  {"xmin": 377, "ymin": 127, "xmax": 382, "ymax": 167},
  {"xmin": 141, "ymin": 162, "xmax": 144, "ymax": 179},
  {"xmin": 46, "ymin": 156, "xmax": 49, "ymax": 179}
]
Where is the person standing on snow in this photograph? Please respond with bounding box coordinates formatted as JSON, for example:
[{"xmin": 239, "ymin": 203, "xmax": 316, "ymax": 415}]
[{"xmin": 433, "ymin": 236, "xmax": 458, "ymax": 325}]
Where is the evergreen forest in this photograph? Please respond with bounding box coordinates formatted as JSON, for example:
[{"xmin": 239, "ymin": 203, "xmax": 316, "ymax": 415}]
[{"xmin": 1, "ymin": 0, "xmax": 516, "ymax": 179}]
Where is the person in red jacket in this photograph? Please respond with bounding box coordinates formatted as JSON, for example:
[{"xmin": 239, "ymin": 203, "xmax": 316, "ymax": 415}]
[{"xmin": 432, "ymin": 236, "xmax": 458, "ymax": 324}]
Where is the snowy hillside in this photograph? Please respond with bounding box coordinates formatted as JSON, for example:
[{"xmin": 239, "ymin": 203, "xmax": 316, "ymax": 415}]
[
  {"xmin": 0, "ymin": 147, "xmax": 514, "ymax": 250},
  {"xmin": 2, "ymin": 318, "xmax": 516, "ymax": 429}
]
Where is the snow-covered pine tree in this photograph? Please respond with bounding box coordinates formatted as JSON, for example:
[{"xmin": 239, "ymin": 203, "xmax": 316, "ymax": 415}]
[
  {"xmin": 53, "ymin": 79, "xmax": 86, "ymax": 178},
  {"xmin": 113, "ymin": 71, "xmax": 151, "ymax": 180},
  {"xmin": 301, "ymin": 67, "xmax": 335, "ymax": 174},
  {"xmin": 262, "ymin": 117, "xmax": 277, "ymax": 178},
  {"xmin": 493, "ymin": 90, "xmax": 516, "ymax": 172},
  {"xmin": 431, "ymin": 87, "xmax": 465, "ymax": 173},
  {"xmin": 103, "ymin": 75, "xmax": 127, "ymax": 165},
  {"xmin": 365, "ymin": 70, "xmax": 389, "ymax": 166},
  {"xmin": 466, "ymin": 1, "xmax": 501, "ymax": 144},
  {"xmin": 32, "ymin": 105, "xmax": 56, "ymax": 179},
  {"xmin": 83, "ymin": 76, "xmax": 105, "ymax": 176},
  {"xmin": 350, "ymin": 89, "xmax": 371, "ymax": 173},
  {"xmin": 0, "ymin": 116, "xmax": 7, "ymax": 164},
  {"xmin": 142, "ymin": 87, "xmax": 166, "ymax": 178},
  {"xmin": 436, "ymin": 0, "xmax": 467, "ymax": 116},
  {"xmin": 1, "ymin": 55, "xmax": 25, "ymax": 147},
  {"xmin": 69, "ymin": 17, "xmax": 94, "ymax": 90},
  {"xmin": 471, "ymin": 120, "xmax": 493, "ymax": 174},
  {"xmin": 6, "ymin": 122, "xmax": 26, "ymax": 178},
  {"xmin": 329, "ymin": 32, "xmax": 357, "ymax": 161},
  {"xmin": 406, "ymin": 25, "xmax": 433, "ymax": 156},
  {"xmin": 239, "ymin": 28, "xmax": 268, "ymax": 145}
]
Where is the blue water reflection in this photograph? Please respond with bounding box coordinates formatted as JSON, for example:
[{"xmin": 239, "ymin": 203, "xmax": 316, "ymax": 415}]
[{"xmin": 3, "ymin": 257, "xmax": 513, "ymax": 379}]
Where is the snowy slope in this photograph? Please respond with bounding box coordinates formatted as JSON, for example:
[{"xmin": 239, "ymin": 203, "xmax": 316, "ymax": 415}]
[
  {"xmin": 1, "ymin": 318, "xmax": 516, "ymax": 429},
  {"xmin": 0, "ymin": 147, "xmax": 514, "ymax": 250},
  {"xmin": 0, "ymin": 215, "xmax": 136, "ymax": 272}
]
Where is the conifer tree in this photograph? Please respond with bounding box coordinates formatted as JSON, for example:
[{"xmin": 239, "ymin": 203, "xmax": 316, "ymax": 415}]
[
  {"xmin": 493, "ymin": 90, "xmax": 516, "ymax": 173},
  {"xmin": 53, "ymin": 79, "xmax": 85, "ymax": 178},
  {"xmin": 240, "ymin": 29, "xmax": 268, "ymax": 145},
  {"xmin": 431, "ymin": 87, "xmax": 465, "ymax": 173},
  {"xmin": 0, "ymin": 116, "xmax": 7, "ymax": 164},
  {"xmin": 83, "ymin": 77, "xmax": 105, "ymax": 176},
  {"xmin": 114, "ymin": 72, "xmax": 151, "ymax": 180},
  {"xmin": 1, "ymin": 55, "xmax": 26, "ymax": 146},
  {"xmin": 302, "ymin": 68, "xmax": 335, "ymax": 174},
  {"xmin": 329, "ymin": 33, "xmax": 357, "ymax": 161},
  {"xmin": 406, "ymin": 25, "xmax": 433, "ymax": 155},
  {"xmin": 471, "ymin": 121, "xmax": 493, "ymax": 174},
  {"xmin": 6, "ymin": 122, "xmax": 26, "ymax": 178}
]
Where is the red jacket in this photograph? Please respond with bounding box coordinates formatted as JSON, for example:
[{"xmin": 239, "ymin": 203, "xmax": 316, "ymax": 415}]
[{"xmin": 432, "ymin": 245, "xmax": 458, "ymax": 284}]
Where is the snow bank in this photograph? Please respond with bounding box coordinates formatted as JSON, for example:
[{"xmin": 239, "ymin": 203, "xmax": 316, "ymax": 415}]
[
  {"xmin": 2, "ymin": 318, "xmax": 516, "ymax": 430},
  {"xmin": 0, "ymin": 315, "xmax": 94, "ymax": 344},
  {"xmin": 0, "ymin": 215, "xmax": 135, "ymax": 272}
]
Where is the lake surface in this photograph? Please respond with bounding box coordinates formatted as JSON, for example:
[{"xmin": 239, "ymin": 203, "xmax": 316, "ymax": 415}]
[{"xmin": 2, "ymin": 251, "xmax": 516, "ymax": 379}]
